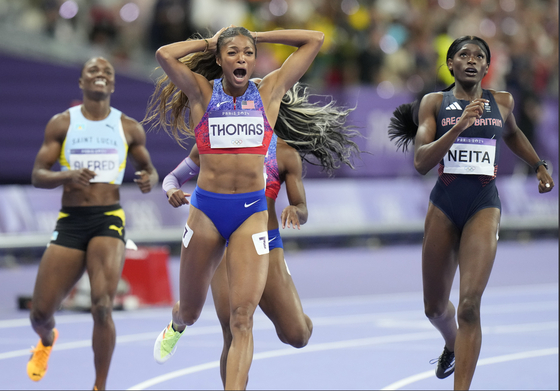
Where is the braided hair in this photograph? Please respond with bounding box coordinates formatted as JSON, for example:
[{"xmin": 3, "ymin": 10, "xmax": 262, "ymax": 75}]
[{"xmin": 276, "ymin": 82, "xmax": 360, "ymax": 176}]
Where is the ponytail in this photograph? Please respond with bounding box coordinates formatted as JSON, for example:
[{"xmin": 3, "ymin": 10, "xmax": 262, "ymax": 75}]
[{"xmin": 388, "ymin": 83, "xmax": 454, "ymax": 152}]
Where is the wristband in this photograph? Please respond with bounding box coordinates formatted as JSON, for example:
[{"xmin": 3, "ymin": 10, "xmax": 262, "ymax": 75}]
[{"xmin": 533, "ymin": 160, "xmax": 548, "ymax": 173}]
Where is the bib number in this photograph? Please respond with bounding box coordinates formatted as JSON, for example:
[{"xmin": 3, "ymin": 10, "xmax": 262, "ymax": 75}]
[
  {"xmin": 70, "ymin": 148, "xmax": 120, "ymax": 183},
  {"xmin": 208, "ymin": 110, "xmax": 264, "ymax": 149},
  {"xmin": 443, "ymin": 137, "xmax": 496, "ymax": 176}
]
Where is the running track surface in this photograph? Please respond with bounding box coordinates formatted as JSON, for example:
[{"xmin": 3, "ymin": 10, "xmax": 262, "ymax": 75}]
[{"xmin": 0, "ymin": 239, "xmax": 557, "ymax": 390}]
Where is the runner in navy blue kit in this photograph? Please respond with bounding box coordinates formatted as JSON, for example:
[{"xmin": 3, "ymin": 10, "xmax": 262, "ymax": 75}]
[
  {"xmin": 162, "ymin": 81, "xmax": 360, "ymax": 387},
  {"xmin": 388, "ymin": 36, "xmax": 554, "ymax": 390},
  {"xmin": 144, "ymin": 26, "xmax": 325, "ymax": 389}
]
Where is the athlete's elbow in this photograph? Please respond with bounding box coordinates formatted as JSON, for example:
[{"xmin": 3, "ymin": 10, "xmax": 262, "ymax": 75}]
[
  {"xmin": 312, "ymin": 31, "xmax": 325, "ymax": 47},
  {"xmin": 155, "ymin": 47, "xmax": 172, "ymax": 65},
  {"xmin": 31, "ymin": 171, "xmax": 45, "ymax": 188},
  {"xmin": 414, "ymin": 160, "xmax": 429, "ymax": 176}
]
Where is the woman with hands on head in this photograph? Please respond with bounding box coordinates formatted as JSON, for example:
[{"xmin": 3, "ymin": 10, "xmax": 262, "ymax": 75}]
[
  {"xmin": 144, "ymin": 26, "xmax": 324, "ymax": 389},
  {"xmin": 388, "ymin": 36, "xmax": 554, "ymax": 390},
  {"xmin": 162, "ymin": 80, "xmax": 360, "ymax": 388}
]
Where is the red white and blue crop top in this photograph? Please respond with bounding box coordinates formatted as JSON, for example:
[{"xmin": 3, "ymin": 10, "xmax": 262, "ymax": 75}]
[{"xmin": 194, "ymin": 78, "xmax": 274, "ymax": 155}]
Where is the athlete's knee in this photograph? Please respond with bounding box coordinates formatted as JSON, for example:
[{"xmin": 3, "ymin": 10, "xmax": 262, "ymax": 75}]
[
  {"xmin": 278, "ymin": 316, "xmax": 312, "ymax": 348},
  {"xmin": 90, "ymin": 299, "xmax": 113, "ymax": 325},
  {"xmin": 424, "ymin": 300, "xmax": 450, "ymax": 320},
  {"xmin": 229, "ymin": 306, "xmax": 254, "ymax": 335},
  {"xmin": 29, "ymin": 308, "xmax": 53, "ymax": 328},
  {"xmin": 176, "ymin": 302, "xmax": 201, "ymax": 326},
  {"xmin": 457, "ymin": 296, "xmax": 481, "ymax": 325},
  {"xmin": 279, "ymin": 329, "xmax": 310, "ymax": 348}
]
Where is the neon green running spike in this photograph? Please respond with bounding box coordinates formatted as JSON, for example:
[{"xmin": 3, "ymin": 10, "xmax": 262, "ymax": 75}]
[{"xmin": 153, "ymin": 321, "xmax": 183, "ymax": 364}]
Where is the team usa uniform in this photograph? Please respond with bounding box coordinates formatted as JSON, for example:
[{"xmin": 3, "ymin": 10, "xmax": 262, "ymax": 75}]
[
  {"xmin": 263, "ymin": 133, "xmax": 284, "ymax": 250},
  {"xmin": 189, "ymin": 79, "xmax": 274, "ymax": 240},
  {"xmin": 165, "ymin": 133, "xmax": 285, "ymax": 250},
  {"xmin": 50, "ymin": 106, "xmax": 128, "ymax": 249},
  {"xmin": 431, "ymin": 90, "xmax": 503, "ymax": 230}
]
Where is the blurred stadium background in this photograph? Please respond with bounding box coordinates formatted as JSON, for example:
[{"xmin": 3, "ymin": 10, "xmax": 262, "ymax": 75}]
[{"xmin": 0, "ymin": 0, "xmax": 557, "ymax": 258}]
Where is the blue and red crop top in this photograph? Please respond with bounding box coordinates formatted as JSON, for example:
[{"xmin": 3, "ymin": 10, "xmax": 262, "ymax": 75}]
[{"xmin": 194, "ymin": 78, "xmax": 274, "ymax": 155}]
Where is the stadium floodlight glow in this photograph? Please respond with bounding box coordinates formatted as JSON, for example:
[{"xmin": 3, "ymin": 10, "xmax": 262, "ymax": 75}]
[
  {"xmin": 480, "ymin": 18, "xmax": 497, "ymax": 37},
  {"xmin": 380, "ymin": 34, "xmax": 398, "ymax": 54},
  {"xmin": 269, "ymin": 0, "xmax": 288, "ymax": 17},
  {"xmin": 407, "ymin": 75, "xmax": 424, "ymax": 94},
  {"xmin": 438, "ymin": 0, "xmax": 455, "ymax": 10},
  {"xmin": 59, "ymin": 0, "xmax": 78, "ymax": 19},
  {"xmin": 501, "ymin": 17, "xmax": 519, "ymax": 36},
  {"xmin": 377, "ymin": 81, "xmax": 395, "ymax": 99},
  {"xmin": 120, "ymin": 3, "xmax": 140, "ymax": 23},
  {"xmin": 341, "ymin": 0, "xmax": 359, "ymax": 15},
  {"xmin": 500, "ymin": 0, "xmax": 516, "ymax": 12}
]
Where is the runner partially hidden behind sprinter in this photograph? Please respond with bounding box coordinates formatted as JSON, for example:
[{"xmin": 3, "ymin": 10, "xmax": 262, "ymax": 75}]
[
  {"xmin": 28, "ymin": 57, "xmax": 158, "ymax": 390},
  {"xmin": 388, "ymin": 36, "xmax": 554, "ymax": 390}
]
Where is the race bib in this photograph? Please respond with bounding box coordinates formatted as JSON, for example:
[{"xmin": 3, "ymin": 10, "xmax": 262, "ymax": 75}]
[
  {"xmin": 443, "ymin": 137, "xmax": 496, "ymax": 176},
  {"xmin": 70, "ymin": 148, "xmax": 120, "ymax": 183},
  {"xmin": 208, "ymin": 110, "xmax": 264, "ymax": 149}
]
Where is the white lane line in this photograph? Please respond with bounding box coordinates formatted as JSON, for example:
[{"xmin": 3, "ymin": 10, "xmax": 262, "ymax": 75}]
[
  {"xmin": 0, "ymin": 309, "xmax": 173, "ymax": 329},
  {"xmin": 127, "ymin": 331, "xmax": 440, "ymax": 390},
  {"xmin": 0, "ymin": 328, "xmax": 222, "ymax": 360},
  {"xmin": 2, "ymin": 282, "xmax": 556, "ymax": 330},
  {"xmin": 125, "ymin": 321, "xmax": 558, "ymax": 391},
  {"xmin": 381, "ymin": 347, "xmax": 559, "ymax": 390},
  {"xmin": 1, "ymin": 314, "xmax": 556, "ymax": 361}
]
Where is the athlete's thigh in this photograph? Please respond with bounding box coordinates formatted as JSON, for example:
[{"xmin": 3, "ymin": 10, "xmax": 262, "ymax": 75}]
[
  {"xmin": 259, "ymin": 248, "xmax": 306, "ymax": 326},
  {"xmin": 422, "ymin": 202, "xmax": 461, "ymax": 303},
  {"xmin": 32, "ymin": 244, "xmax": 87, "ymax": 314},
  {"xmin": 179, "ymin": 206, "xmax": 226, "ymax": 310},
  {"xmin": 457, "ymin": 207, "xmax": 500, "ymax": 298},
  {"xmin": 85, "ymin": 236, "xmax": 125, "ymax": 300},
  {"xmin": 210, "ymin": 250, "xmax": 231, "ymax": 326},
  {"xmin": 226, "ymin": 211, "xmax": 269, "ymax": 311}
]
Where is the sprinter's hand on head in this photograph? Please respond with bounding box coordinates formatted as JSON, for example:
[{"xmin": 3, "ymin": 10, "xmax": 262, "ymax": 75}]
[
  {"xmin": 70, "ymin": 168, "xmax": 96, "ymax": 187},
  {"xmin": 281, "ymin": 205, "xmax": 301, "ymax": 230},
  {"xmin": 166, "ymin": 188, "xmax": 190, "ymax": 208}
]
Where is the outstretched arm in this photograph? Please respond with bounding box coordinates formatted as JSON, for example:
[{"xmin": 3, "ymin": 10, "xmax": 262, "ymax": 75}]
[{"xmin": 496, "ymin": 91, "xmax": 554, "ymax": 193}]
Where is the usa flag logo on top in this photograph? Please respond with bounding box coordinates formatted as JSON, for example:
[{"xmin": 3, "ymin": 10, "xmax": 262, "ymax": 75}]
[{"xmin": 241, "ymin": 100, "xmax": 255, "ymax": 109}]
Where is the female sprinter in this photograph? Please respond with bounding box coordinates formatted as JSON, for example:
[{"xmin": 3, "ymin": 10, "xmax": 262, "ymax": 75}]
[
  {"xmin": 388, "ymin": 35, "xmax": 554, "ymax": 390},
  {"xmin": 144, "ymin": 26, "xmax": 324, "ymax": 389},
  {"xmin": 162, "ymin": 81, "xmax": 360, "ymax": 387}
]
